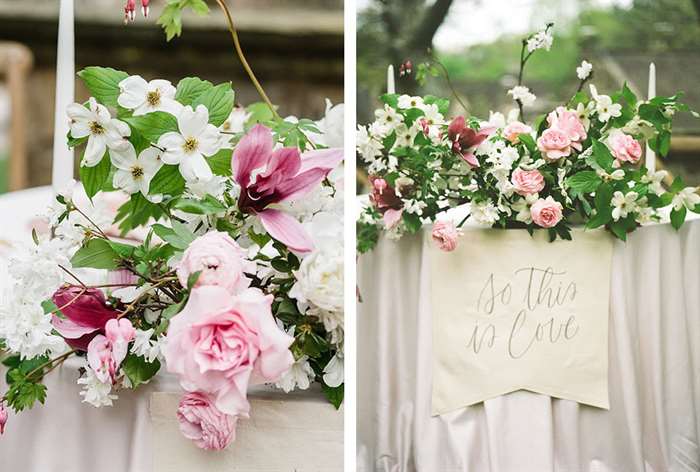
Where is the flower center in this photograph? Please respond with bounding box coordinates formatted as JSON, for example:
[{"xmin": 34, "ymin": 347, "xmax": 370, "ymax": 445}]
[
  {"xmin": 131, "ymin": 166, "xmax": 144, "ymax": 179},
  {"xmin": 183, "ymin": 137, "xmax": 198, "ymax": 153},
  {"xmin": 222, "ymin": 121, "xmax": 231, "ymax": 131},
  {"xmin": 89, "ymin": 121, "xmax": 105, "ymax": 135},
  {"xmin": 147, "ymin": 89, "xmax": 161, "ymax": 106}
]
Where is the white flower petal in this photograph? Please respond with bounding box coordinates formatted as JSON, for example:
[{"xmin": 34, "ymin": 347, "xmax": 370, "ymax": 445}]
[
  {"xmin": 151, "ymin": 79, "xmax": 176, "ymax": 98},
  {"xmin": 113, "ymin": 169, "xmax": 139, "ymax": 194},
  {"xmin": 178, "ymin": 104, "xmax": 209, "ymax": 138},
  {"xmin": 118, "ymin": 75, "xmax": 149, "ymax": 109},
  {"xmin": 83, "ymin": 136, "xmax": 107, "ymax": 167},
  {"xmin": 197, "ymin": 124, "xmax": 222, "ymax": 156},
  {"xmin": 158, "ymin": 132, "xmax": 186, "ymax": 164},
  {"xmin": 178, "ymin": 153, "xmax": 212, "ymax": 183},
  {"xmin": 109, "ymin": 142, "xmax": 137, "ymax": 170}
]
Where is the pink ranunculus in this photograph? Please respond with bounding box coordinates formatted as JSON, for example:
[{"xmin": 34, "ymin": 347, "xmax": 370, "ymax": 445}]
[
  {"xmin": 511, "ymin": 168, "xmax": 545, "ymax": 196},
  {"xmin": 431, "ymin": 221, "xmax": 460, "ymax": 252},
  {"xmin": 547, "ymin": 106, "xmax": 587, "ymax": 150},
  {"xmin": 607, "ymin": 130, "xmax": 642, "ymax": 164},
  {"xmin": 0, "ymin": 403, "xmax": 7, "ymax": 435},
  {"xmin": 87, "ymin": 318, "xmax": 136, "ymax": 384},
  {"xmin": 232, "ymin": 124, "xmax": 343, "ymax": 253},
  {"xmin": 503, "ymin": 121, "xmax": 533, "ymax": 144},
  {"xmin": 177, "ymin": 392, "xmax": 238, "ymax": 450},
  {"xmin": 530, "ymin": 196, "xmax": 564, "ymax": 228},
  {"xmin": 176, "ymin": 231, "xmax": 255, "ymax": 294},
  {"xmin": 537, "ymin": 128, "xmax": 572, "ymax": 161},
  {"xmin": 447, "ymin": 116, "xmax": 495, "ymax": 167},
  {"xmin": 164, "ymin": 286, "xmax": 294, "ymax": 416},
  {"xmin": 51, "ymin": 286, "xmax": 120, "ymax": 351}
]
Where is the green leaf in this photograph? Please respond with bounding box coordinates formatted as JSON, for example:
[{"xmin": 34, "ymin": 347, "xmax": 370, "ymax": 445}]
[
  {"xmin": 207, "ymin": 149, "xmax": 233, "ymax": 176},
  {"xmin": 122, "ymin": 353, "xmax": 161, "ymax": 388},
  {"xmin": 173, "ymin": 195, "xmax": 227, "ymax": 214},
  {"xmin": 162, "ymin": 298, "xmax": 186, "ymax": 320},
  {"xmin": 321, "ymin": 382, "xmax": 344, "ymax": 409},
  {"xmin": 621, "ymin": 82, "xmax": 637, "ymax": 107},
  {"xmin": 192, "ymin": 83, "xmax": 235, "ymax": 127},
  {"xmin": 77, "ymin": 67, "xmax": 128, "ymax": 107},
  {"xmin": 423, "ymin": 95, "xmax": 450, "ymax": 115},
  {"xmin": 670, "ymin": 176, "xmax": 685, "ymax": 193},
  {"xmin": 79, "ymin": 152, "xmax": 112, "ymax": 199},
  {"xmin": 149, "ymin": 164, "xmax": 186, "ymax": 196},
  {"xmin": 670, "ymin": 206, "xmax": 687, "ymax": 230},
  {"xmin": 187, "ymin": 271, "xmax": 201, "ymax": 290},
  {"xmin": 271, "ymin": 258, "xmax": 291, "ymax": 272},
  {"xmin": 152, "ymin": 223, "xmax": 193, "ymax": 250},
  {"xmin": 592, "ymin": 141, "xmax": 614, "ymax": 171},
  {"xmin": 566, "ymin": 171, "xmax": 602, "ymax": 196},
  {"xmin": 246, "ymin": 102, "xmax": 275, "ymax": 125},
  {"xmin": 587, "ymin": 183, "xmax": 613, "ymax": 229},
  {"xmin": 402, "ymin": 212, "xmax": 422, "ymax": 234},
  {"xmin": 157, "ymin": 0, "xmax": 210, "ymax": 41},
  {"xmin": 71, "ymin": 238, "xmax": 120, "ymax": 269},
  {"xmin": 518, "ymin": 133, "xmax": 536, "ymax": 154},
  {"xmin": 175, "ymin": 77, "xmax": 213, "ymax": 105},
  {"xmin": 123, "ymin": 112, "xmax": 179, "ymax": 143}
]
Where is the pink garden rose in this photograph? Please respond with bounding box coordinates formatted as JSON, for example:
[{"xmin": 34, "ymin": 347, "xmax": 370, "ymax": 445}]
[
  {"xmin": 431, "ymin": 221, "xmax": 460, "ymax": 252},
  {"xmin": 0, "ymin": 403, "xmax": 7, "ymax": 435},
  {"xmin": 547, "ymin": 106, "xmax": 587, "ymax": 150},
  {"xmin": 52, "ymin": 286, "xmax": 120, "ymax": 351},
  {"xmin": 177, "ymin": 231, "xmax": 255, "ymax": 294},
  {"xmin": 87, "ymin": 318, "xmax": 136, "ymax": 384},
  {"xmin": 537, "ymin": 128, "xmax": 572, "ymax": 161},
  {"xmin": 530, "ymin": 196, "xmax": 564, "ymax": 228},
  {"xmin": 607, "ymin": 130, "xmax": 642, "ymax": 164},
  {"xmin": 164, "ymin": 285, "xmax": 294, "ymax": 415},
  {"xmin": 511, "ymin": 168, "xmax": 545, "ymax": 196},
  {"xmin": 177, "ymin": 392, "xmax": 237, "ymax": 450},
  {"xmin": 503, "ymin": 121, "xmax": 532, "ymax": 144}
]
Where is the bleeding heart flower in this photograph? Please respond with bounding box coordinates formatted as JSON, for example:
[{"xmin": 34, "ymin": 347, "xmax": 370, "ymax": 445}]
[{"xmin": 0, "ymin": 403, "xmax": 7, "ymax": 435}]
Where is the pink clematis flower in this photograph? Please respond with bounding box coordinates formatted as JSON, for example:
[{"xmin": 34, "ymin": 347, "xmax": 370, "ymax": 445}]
[
  {"xmin": 232, "ymin": 124, "xmax": 343, "ymax": 253},
  {"xmin": 87, "ymin": 318, "xmax": 136, "ymax": 384},
  {"xmin": 51, "ymin": 286, "xmax": 120, "ymax": 351},
  {"xmin": 447, "ymin": 116, "xmax": 495, "ymax": 167}
]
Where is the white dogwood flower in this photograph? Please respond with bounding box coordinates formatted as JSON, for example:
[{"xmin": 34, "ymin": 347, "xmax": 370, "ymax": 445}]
[
  {"xmin": 590, "ymin": 85, "xmax": 622, "ymax": 122},
  {"xmin": 276, "ymin": 355, "xmax": 316, "ymax": 393},
  {"xmin": 611, "ymin": 190, "xmax": 639, "ymax": 221},
  {"xmin": 117, "ymin": 75, "xmax": 182, "ymax": 116},
  {"xmin": 111, "ymin": 144, "xmax": 163, "ymax": 196},
  {"xmin": 641, "ymin": 170, "xmax": 668, "ymax": 196},
  {"xmin": 219, "ymin": 106, "xmax": 250, "ymax": 134},
  {"xmin": 323, "ymin": 353, "xmax": 344, "ymax": 388},
  {"xmin": 157, "ymin": 104, "xmax": 221, "ymax": 183},
  {"xmin": 672, "ymin": 187, "xmax": 700, "ymax": 211},
  {"xmin": 67, "ymin": 97, "xmax": 130, "ymax": 167}
]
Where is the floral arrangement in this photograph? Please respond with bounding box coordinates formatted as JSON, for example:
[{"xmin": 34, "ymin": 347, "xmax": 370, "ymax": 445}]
[
  {"xmin": 0, "ymin": 1, "xmax": 344, "ymax": 452},
  {"xmin": 357, "ymin": 25, "xmax": 699, "ymax": 253}
]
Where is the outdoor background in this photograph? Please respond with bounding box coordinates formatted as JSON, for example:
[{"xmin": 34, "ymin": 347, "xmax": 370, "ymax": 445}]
[
  {"xmin": 0, "ymin": 0, "xmax": 343, "ymax": 192},
  {"xmin": 357, "ymin": 0, "xmax": 700, "ymax": 190}
]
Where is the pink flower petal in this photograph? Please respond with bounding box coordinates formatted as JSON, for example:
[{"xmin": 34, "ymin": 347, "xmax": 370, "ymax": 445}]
[
  {"xmin": 51, "ymin": 316, "xmax": 99, "ymax": 339},
  {"xmin": 257, "ymin": 209, "xmax": 314, "ymax": 253},
  {"xmin": 274, "ymin": 168, "xmax": 328, "ymax": 203},
  {"xmin": 383, "ymin": 208, "xmax": 403, "ymax": 229},
  {"xmin": 231, "ymin": 124, "xmax": 273, "ymax": 188},
  {"xmin": 299, "ymin": 148, "xmax": 344, "ymax": 173},
  {"xmin": 462, "ymin": 151, "xmax": 480, "ymax": 167}
]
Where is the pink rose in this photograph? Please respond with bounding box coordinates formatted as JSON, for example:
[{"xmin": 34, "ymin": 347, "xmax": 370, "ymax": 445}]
[
  {"xmin": 607, "ymin": 130, "xmax": 642, "ymax": 164},
  {"xmin": 164, "ymin": 286, "xmax": 294, "ymax": 415},
  {"xmin": 0, "ymin": 403, "xmax": 7, "ymax": 435},
  {"xmin": 87, "ymin": 318, "xmax": 136, "ymax": 384},
  {"xmin": 547, "ymin": 106, "xmax": 587, "ymax": 150},
  {"xmin": 537, "ymin": 128, "xmax": 572, "ymax": 161},
  {"xmin": 503, "ymin": 121, "xmax": 532, "ymax": 144},
  {"xmin": 177, "ymin": 232, "xmax": 255, "ymax": 294},
  {"xmin": 177, "ymin": 392, "xmax": 238, "ymax": 450},
  {"xmin": 511, "ymin": 168, "xmax": 545, "ymax": 196},
  {"xmin": 51, "ymin": 286, "xmax": 120, "ymax": 351},
  {"xmin": 431, "ymin": 221, "xmax": 460, "ymax": 252},
  {"xmin": 530, "ymin": 196, "xmax": 564, "ymax": 228}
]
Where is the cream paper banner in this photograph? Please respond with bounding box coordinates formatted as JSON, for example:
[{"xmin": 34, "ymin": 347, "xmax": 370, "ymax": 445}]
[{"xmin": 430, "ymin": 228, "xmax": 613, "ymax": 415}]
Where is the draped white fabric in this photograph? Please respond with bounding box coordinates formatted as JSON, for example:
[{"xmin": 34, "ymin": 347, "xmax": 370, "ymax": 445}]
[{"xmin": 357, "ymin": 218, "xmax": 700, "ymax": 472}]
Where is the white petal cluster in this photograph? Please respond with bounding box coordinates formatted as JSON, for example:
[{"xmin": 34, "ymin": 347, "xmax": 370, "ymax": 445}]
[
  {"xmin": 276, "ymin": 354, "xmax": 315, "ymax": 393},
  {"xmin": 78, "ymin": 364, "xmax": 118, "ymax": 408},
  {"xmin": 576, "ymin": 60, "xmax": 593, "ymax": 80},
  {"xmin": 508, "ymin": 86, "xmax": 536, "ymax": 106},
  {"xmin": 527, "ymin": 28, "xmax": 554, "ymax": 53}
]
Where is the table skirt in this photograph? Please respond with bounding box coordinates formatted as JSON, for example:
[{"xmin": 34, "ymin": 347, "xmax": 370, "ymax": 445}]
[{"xmin": 357, "ymin": 218, "xmax": 700, "ymax": 472}]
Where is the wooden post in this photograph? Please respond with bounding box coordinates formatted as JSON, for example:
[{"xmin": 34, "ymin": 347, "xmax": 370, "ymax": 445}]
[{"xmin": 0, "ymin": 42, "xmax": 33, "ymax": 191}]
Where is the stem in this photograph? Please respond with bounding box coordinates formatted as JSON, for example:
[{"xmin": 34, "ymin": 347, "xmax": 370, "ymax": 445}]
[
  {"xmin": 433, "ymin": 59, "xmax": 469, "ymax": 114},
  {"xmin": 73, "ymin": 206, "xmax": 110, "ymax": 240},
  {"xmin": 214, "ymin": 0, "xmax": 280, "ymax": 120},
  {"xmin": 59, "ymin": 265, "xmax": 86, "ymax": 288},
  {"xmin": 1, "ymin": 350, "xmax": 77, "ymax": 403}
]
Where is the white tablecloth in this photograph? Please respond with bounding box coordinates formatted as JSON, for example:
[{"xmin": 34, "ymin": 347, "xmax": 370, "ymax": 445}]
[
  {"xmin": 357, "ymin": 218, "xmax": 700, "ymax": 472},
  {"xmin": 0, "ymin": 187, "xmax": 343, "ymax": 471}
]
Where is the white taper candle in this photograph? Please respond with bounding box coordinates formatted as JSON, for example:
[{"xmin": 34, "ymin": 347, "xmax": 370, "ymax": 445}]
[
  {"xmin": 387, "ymin": 64, "xmax": 395, "ymax": 94},
  {"xmin": 52, "ymin": 0, "xmax": 75, "ymax": 191},
  {"xmin": 645, "ymin": 62, "xmax": 656, "ymax": 173}
]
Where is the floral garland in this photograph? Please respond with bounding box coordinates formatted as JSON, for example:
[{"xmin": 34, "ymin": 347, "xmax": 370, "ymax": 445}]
[
  {"xmin": 357, "ymin": 26, "xmax": 700, "ymax": 254},
  {"xmin": 0, "ymin": 1, "xmax": 344, "ymax": 452}
]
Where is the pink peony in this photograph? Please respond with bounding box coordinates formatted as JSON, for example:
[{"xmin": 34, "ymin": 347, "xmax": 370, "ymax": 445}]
[
  {"xmin": 164, "ymin": 286, "xmax": 294, "ymax": 416},
  {"xmin": 87, "ymin": 318, "xmax": 136, "ymax": 384},
  {"xmin": 431, "ymin": 221, "xmax": 460, "ymax": 252},
  {"xmin": 511, "ymin": 168, "xmax": 545, "ymax": 196},
  {"xmin": 51, "ymin": 286, "xmax": 120, "ymax": 351},
  {"xmin": 530, "ymin": 196, "xmax": 564, "ymax": 228},
  {"xmin": 177, "ymin": 232, "xmax": 255, "ymax": 294},
  {"xmin": 503, "ymin": 121, "xmax": 532, "ymax": 144},
  {"xmin": 447, "ymin": 116, "xmax": 495, "ymax": 167},
  {"xmin": 547, "ymin": 106, "xmax": 587, "ymax": 150},
  {"xmin": 607, "ymin": 130, "xmax": 642, "ymax": 164},
  {"xmin": 0, "ymin": 403, "xmax": 7, "ymax": 435},
  {"xmin": 537, "ymin": 128, "xmax": 572, "ymax": 161},
  {"xmin": 177, "ymin": 392, "xmax": 238, "ymax": 450}
]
